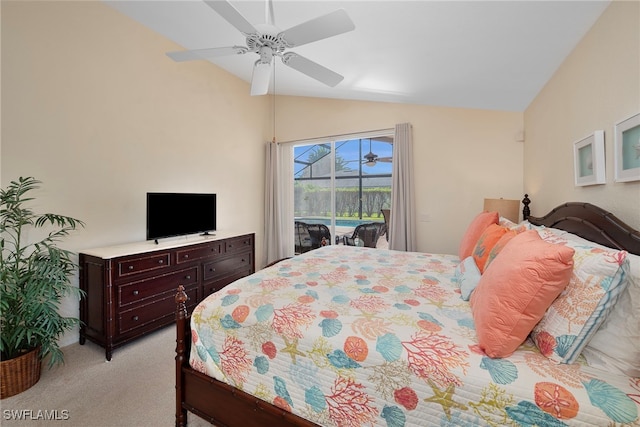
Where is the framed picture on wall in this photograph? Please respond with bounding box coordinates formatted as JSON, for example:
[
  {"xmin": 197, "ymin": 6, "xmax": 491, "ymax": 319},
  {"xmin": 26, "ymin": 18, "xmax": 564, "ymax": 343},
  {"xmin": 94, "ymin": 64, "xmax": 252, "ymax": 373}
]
[
  {"xmin": 614, "ymin": 112, "xmax": 640, "ymax": 182},
  {"xmin": 573, "ymin": 130, "xmax": 605, "ymax": 186}
]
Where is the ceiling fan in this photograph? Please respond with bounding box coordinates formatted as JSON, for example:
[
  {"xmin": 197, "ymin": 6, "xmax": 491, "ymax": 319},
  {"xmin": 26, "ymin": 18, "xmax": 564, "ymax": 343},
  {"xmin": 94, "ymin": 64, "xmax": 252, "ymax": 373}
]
[
  {"xmin": 166, "ymin": 0, "xmax": 356, "ymax": 96},
  {"xmin": 363, "ymin": 141, "xmax": 392, "ymax": 166}
]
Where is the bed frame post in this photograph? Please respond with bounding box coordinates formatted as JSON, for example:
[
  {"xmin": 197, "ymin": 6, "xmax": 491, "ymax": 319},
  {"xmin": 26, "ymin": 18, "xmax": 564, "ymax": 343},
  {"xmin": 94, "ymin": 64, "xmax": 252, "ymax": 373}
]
[
  {"xmin": 522, "ymin": 194, "xmax": 531, "ymax": 220},
  {"xmin": 175, "ymin": 285, "xmax": 189, "ymax": 427}
]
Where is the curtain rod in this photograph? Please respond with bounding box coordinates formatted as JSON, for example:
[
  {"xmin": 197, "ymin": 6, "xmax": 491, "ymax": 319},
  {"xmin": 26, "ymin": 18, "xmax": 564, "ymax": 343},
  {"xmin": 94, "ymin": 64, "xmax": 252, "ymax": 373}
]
[{"xmin": 278, "ymin": 127, "xmax": 395, "ymax": 145}]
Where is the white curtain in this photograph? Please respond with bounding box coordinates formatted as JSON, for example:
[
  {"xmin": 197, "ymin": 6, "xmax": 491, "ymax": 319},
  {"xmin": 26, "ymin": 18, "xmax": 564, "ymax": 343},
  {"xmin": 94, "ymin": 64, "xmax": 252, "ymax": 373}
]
[
  {"xmin": 263, "ymin": 141, "xmax": 294, "ymax": 266},
  {"xmin": 389, "ymin": 123, "xmax": 417, "ymax": 251}
]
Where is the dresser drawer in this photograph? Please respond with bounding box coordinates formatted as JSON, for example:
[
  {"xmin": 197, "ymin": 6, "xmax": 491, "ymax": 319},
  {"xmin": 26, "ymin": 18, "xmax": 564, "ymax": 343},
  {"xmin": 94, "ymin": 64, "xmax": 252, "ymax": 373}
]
[
  {"xmin": 176, "ymin": 242, "xmax": 222, "ymax": 264},
  {"xmin": 118, "ymin": 286, "xmax": 198, "ymax": 334},
  {"xmin": 225, "ymin": 235, "xmax": 253, "ymax": 254},
  {"xmin": 203, "ymin": 252, "xmax": 253, "ymax": 282},
  {"xmin": 117, "ymin": 267, "xmax": 198, "ymax": 307},
  {"xmin": 117, "ymin": 252, "xmax": 171, "ymax": 278}
]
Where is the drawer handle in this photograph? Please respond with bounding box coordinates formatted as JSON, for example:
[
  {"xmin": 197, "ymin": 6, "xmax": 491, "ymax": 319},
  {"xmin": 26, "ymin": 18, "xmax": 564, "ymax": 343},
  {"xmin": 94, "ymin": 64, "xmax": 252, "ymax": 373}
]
[
  {"xmin": 229, "ymin": 244, "xmax": 233, "ymax": 248},
  {"xmin": 158, "ymin": 259, "xmax": 164, "ymax": 264},
  {"xmin": 132, "ymin": 290, "xmax": 139, "ymax": 296},
  {"xmin": 185, "ymin": 275, "xmax": 191, "ymax": 280},
  {"xmin": 209, "ymin": 268, "xmax": 215, "ymax": 272},
  {"xmin": 132, "ymin": 315, "xmax": 139, "ymax": 321},
  {"xmin": 128, "ymin": 265, "xmax": 134, "ymax": 270},
  {"xmin": 184, "ymin": 254, "xmax": 189, "ymax": 259},
  {"xmin": 241, "ymin": 258, "xmax": 246, "ymax": 262}
]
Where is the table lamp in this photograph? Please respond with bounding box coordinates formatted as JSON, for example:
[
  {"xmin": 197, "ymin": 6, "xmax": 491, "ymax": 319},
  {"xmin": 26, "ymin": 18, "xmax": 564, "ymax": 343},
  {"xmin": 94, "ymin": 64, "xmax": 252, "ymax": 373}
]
[{"xmin": 483, "ymin": 198, "xmax": 520, "ymax": 223}]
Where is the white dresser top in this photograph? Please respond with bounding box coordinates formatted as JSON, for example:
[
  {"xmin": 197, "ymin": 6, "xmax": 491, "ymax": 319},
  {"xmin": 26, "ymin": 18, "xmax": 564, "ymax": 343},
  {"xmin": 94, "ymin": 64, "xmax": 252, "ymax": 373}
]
[{"xmin": 80, "ymin": 230, "xmax": 254, "ymax": 259}]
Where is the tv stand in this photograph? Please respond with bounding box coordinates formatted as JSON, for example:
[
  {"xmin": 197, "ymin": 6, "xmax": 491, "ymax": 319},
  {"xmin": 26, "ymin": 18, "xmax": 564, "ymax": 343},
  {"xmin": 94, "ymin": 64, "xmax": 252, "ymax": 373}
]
[{"xmin": 78, "ymin": 232, "xmax": 254, "ymax": 360}]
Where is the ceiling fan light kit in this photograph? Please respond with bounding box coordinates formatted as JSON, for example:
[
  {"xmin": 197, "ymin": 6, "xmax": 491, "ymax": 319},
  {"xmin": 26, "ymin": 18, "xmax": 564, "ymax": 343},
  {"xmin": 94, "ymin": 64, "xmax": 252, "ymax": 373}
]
[
  {"xmin": 251, "ymin": 62, "xmax": 273, "ymax": 96},
  {"xmin": 167, "ymin": 0, "xmax": 356, "ymax": 96},
  {"xmin": 364, "ymin": 151, "xmax": 378, "ymax": 167}
]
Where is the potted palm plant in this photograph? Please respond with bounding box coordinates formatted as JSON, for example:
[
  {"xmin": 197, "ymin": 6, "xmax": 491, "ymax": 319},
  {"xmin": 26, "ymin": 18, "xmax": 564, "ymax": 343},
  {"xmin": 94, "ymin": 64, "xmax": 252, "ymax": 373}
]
[{"xmin": 0, "ymin": 177, "xmax": 84, "ymax": 398}]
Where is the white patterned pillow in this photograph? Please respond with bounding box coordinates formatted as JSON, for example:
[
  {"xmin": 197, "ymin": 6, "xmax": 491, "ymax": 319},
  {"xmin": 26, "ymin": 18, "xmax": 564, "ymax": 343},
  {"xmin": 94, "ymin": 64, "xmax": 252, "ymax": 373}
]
[
  {"xmin": 530, "ymin": 231, "xmax": 629, "ymax": 364},
  {"xmin": 453, "ymin": 256, "xmax": 482, "ymax": 301},
  {"xmin": 498, "ymin": 216, "xmax": 518, "ymax": 228},
  {"xmin": 582, "ymin": 252, "xmax": 640, "ymax": 376}
]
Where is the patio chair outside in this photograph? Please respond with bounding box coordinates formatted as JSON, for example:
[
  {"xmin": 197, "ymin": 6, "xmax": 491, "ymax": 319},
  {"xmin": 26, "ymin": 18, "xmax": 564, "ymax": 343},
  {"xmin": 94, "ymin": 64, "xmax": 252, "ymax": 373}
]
[
  {"xmin": 295, "ymin": 221, "xmax": 331, "ymax": 254},
  {"xmin": 343, "ymin": 223, "xmax": 385, "ymax": 248},
  {"xmin": 381, "ymin": 209, "xmax": 391, "ymax": 241}
]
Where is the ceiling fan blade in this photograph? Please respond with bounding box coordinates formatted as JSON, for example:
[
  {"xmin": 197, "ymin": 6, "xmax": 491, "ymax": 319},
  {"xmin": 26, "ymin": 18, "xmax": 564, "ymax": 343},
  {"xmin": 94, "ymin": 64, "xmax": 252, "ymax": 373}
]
[
  {"xmin": 281, "ymin": 53, "xmax": 343, "ymax": 87},
  {"xmin": 251, "ymin": 62, "xmax": 272, "ymax": 96},
  {"xmin": 204, "ymin": 0, "xmax": 257, "ymax": 35},
  {"xmin": 279, "ymin": 9, "xmax": 355, "ymax": 48},
  {"xmin": 166, "ymin": 46, "xmax": 247, "ymax": 62},
  {"xmin": 377, "ymin": 157, "xmax": 393, "ymax": 163}
]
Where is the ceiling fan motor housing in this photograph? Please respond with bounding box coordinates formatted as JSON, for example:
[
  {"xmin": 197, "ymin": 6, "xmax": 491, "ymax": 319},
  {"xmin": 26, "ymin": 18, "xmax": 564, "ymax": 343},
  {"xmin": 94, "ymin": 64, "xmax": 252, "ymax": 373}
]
[{"xmin": 247, "ymin": 25, "xmax": 286, "ymax": 65}]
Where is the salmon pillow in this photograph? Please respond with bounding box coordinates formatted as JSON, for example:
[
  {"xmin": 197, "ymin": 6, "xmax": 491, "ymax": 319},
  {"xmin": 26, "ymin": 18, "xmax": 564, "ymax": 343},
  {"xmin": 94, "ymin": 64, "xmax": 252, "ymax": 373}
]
[
  {"xmin": 459, "ymin": 211, "xmax": 499, "ymax": 260},
  {"xmin": 472, "ymin": 224, "xmax": 508, "ymax": 273},
  {"xmin": 470, "ymin": 230, "xmax": 575, "ymax": 358}
]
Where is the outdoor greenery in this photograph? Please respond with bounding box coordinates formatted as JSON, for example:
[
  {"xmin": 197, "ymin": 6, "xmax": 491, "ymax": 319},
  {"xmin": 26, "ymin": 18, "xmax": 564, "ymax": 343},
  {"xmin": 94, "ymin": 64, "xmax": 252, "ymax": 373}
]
[
  {"xmin": 295, "ymin": 184, "xmax": 390, "ymax": 218},
  {"xmin": 294, "ymin": 140, "xmax": 393, "ymax": 221},
  {"xmin": 0, "ymin": 177, "xmax": 85, "ymax": 367}
]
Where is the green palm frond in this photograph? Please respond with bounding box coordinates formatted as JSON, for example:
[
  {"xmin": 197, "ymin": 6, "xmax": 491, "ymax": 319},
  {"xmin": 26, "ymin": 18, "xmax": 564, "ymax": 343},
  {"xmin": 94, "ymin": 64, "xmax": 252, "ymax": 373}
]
[{"xmin": 1, "ymin": 177, "xmax": 85, "ymax": 368}]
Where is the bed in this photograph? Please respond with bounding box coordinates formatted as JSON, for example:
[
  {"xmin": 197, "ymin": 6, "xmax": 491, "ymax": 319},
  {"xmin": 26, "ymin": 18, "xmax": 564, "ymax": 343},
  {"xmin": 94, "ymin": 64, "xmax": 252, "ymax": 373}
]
[{"xmin": 174, "ymin": 199, "xmax": 640, "ymax": 426}]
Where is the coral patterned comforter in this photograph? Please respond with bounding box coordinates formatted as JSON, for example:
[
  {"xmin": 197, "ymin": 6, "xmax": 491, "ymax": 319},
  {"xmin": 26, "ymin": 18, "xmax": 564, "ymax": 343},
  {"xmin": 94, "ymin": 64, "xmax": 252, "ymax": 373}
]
[{"xmin": 189, "ymin": 246, "xmax": 640, "ymax": 426}]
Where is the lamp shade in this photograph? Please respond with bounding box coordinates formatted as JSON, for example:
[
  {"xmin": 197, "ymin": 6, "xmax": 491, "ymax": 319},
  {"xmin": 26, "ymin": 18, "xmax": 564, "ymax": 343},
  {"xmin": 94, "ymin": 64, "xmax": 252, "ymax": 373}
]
[{"xmin": 483, "ymin": 198, "xmax": 520, "ymax": 223}]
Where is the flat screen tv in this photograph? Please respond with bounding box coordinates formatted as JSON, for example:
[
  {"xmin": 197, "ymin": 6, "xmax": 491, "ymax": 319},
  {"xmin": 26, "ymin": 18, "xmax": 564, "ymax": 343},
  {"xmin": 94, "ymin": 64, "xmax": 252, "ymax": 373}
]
[{"xmin": 146, "ymin": 192, "xmax": 217, "ymax": 241}]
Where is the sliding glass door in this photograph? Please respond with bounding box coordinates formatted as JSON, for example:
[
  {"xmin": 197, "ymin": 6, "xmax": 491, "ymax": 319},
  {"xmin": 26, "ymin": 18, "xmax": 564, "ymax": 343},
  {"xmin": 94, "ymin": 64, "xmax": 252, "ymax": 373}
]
[{"xmin": 293, "ymin": 135, "xmax": 392, "ymax": 250}]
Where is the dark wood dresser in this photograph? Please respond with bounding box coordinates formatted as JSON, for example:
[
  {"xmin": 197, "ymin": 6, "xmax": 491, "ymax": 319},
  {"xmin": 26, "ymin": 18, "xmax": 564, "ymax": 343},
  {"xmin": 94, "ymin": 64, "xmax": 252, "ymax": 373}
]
[{"xmin": 78, "ymin": 232, "xmax": 255, "ymax": 360}]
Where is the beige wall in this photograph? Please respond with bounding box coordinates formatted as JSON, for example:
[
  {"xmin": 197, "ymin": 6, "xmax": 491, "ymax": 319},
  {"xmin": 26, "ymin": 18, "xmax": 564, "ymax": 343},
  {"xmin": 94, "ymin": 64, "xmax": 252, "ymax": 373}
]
[
  {"xmin": 2, "ymin": 1, "xmax": 271, "ymax": 347},
  {"xmin": 2, "ymin": 0, "xmax": 271, "ymax": 250},
  {"xmin": 276, "ymin": 96, "xmax": 524, "ymax": 254},
  {"xmin": 524, "ymin": 0, "xmax": 640, "ymax": 228}
]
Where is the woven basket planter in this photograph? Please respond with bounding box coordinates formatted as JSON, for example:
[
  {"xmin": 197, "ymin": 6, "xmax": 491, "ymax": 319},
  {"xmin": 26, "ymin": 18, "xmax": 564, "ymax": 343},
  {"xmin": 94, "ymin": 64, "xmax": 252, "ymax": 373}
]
[{"xmin": 1, "ymin": 347, "xmax": 42, "ymax": 399}]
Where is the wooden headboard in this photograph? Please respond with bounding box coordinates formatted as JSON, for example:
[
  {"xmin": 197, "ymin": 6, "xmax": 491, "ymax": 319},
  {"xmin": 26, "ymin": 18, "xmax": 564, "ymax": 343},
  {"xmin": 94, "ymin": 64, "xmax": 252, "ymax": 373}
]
[{"xmin": 521, "ymin": 195, "xmax": 640, "ymax": 256}]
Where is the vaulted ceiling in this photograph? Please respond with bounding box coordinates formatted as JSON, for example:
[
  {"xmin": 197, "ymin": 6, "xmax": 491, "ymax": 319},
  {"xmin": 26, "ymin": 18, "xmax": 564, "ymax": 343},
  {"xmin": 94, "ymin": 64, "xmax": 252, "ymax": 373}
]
[{"xmin": 106, "ymin": 0, "xmax": 610, "ymax": 112}]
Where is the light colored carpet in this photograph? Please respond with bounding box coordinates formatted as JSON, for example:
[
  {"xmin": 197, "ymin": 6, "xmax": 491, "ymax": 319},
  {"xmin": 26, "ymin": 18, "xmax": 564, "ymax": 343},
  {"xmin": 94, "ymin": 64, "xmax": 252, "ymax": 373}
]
[{"xmin": 0, "ymin": 326, "xmax": 211, "ymax": 426}]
